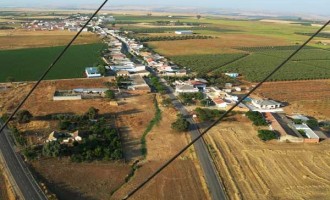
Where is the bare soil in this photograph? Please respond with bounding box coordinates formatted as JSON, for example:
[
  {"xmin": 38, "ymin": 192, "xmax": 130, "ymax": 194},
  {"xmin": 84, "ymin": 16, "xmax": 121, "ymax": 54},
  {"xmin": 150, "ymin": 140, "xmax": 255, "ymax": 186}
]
[
  {"xmin": 112, "ymin": 96, "xmax": 209, "ymax": 200},
  {"xmin": 205, "ymin": 114, "xmax": 330, "ymax": 200},
  {"xmin": 0, "ymin": 29, "xmax": 101, "ymax": 50},
  {"xmin": 0, "ymin": 79, "xmax": 210, "ymax": 200},
  {"xmin": 148, "ymin": 34, "xmax": 289, "ymax": 56},
  {"xmin": 31, "ymin": 158, "xmax": 131, "ymax": 200},
  {"xmin": 257, "ymin": 80, "xmax": 330, "ymax": 120}
]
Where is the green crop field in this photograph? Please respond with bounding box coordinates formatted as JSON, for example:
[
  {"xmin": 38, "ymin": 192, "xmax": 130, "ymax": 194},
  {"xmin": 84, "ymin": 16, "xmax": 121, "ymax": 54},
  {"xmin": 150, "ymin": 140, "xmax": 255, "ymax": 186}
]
[
  {"xmin": 170, "ymin": 54, "xmax": 248, "ymax": 73},
  {"xmin": 0, "ymin": 43, "xmax": 104, "ymax": 82},
  {"xmin": 168, "ymin": 47, "xmax": 330, "ymax": 82}
]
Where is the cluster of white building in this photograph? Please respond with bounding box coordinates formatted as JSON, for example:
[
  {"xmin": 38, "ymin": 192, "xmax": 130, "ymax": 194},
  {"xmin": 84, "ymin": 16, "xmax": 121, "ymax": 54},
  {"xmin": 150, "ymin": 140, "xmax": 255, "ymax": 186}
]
[{"xmin": 22, "ymin": 14, "xmax": 115, "ymax": 32}]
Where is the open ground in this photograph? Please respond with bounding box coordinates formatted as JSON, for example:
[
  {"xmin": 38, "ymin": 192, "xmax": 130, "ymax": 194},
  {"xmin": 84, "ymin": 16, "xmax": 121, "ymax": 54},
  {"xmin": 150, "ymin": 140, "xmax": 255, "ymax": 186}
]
[
  {"xmin": 257, "ymin": 80, "xmax": 330, "ymax": 120},
  {"xmin": 0, "ymin": 78, "xmax": 209, "ymax": 199},
  {"xmin": 0, "ymin": 29, "xmax": 100, "ymax": 50},
  {"xmin": 205, "ymin": 114, "xmax": 330, "ymax": 200}
]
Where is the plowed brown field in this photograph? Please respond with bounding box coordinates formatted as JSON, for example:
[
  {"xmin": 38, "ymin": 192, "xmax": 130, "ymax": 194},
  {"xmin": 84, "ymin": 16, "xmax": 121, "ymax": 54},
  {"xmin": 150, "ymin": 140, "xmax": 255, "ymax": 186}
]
[{"xmin": 257, "ymin": 80, "xmax": 330, "ymax": 119}]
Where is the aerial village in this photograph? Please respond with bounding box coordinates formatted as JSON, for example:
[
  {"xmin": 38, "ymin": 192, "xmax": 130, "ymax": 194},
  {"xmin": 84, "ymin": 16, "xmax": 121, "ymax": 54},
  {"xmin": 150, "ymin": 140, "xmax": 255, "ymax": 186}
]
[{"xmin": 47, "ymin": 14, "xmax": 328, "ymax": 146}]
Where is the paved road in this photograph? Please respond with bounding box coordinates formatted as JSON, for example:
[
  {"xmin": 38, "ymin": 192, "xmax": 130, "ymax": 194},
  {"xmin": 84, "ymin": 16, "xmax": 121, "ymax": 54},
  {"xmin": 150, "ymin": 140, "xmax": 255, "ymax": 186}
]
[
  {"xmin": 111, "ymin": 34, "xmax": 227, "ymax": 200},
  {"xmin": 0, "ymin": 121, "xmax": 47, "ymax": 200},
  {"xmin": 162, "ymin": 79, "xmax": 227, "ymax": 200}
]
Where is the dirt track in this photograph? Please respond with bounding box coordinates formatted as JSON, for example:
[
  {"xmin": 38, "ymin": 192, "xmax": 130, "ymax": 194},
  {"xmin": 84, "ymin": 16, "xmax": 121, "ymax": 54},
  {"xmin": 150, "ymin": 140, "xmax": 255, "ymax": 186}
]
[{"xmin": 206, "ymin": 115, "xmax": 330, "ymax": 200}]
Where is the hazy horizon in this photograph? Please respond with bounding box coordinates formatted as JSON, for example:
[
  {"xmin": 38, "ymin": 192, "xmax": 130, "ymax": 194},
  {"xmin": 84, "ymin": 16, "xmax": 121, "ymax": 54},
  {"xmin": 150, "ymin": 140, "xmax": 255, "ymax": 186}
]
[{"xmin": 0, "ymin": 0, "xmax": 329, "ymax": 16}]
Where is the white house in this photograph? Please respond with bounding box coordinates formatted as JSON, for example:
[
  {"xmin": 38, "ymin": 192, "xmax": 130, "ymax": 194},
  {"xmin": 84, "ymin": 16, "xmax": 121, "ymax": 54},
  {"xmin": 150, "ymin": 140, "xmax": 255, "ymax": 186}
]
[
  {"xmin": 176, "ymin": 85, "xmax": 199, "ymax": 93},
  {"xmin": 175, "ymin": 30, "xmax": 193, "ymax": 35},
  {"xmin": 85, "ymin": 67, "xmax": 101, "ymax": 78},
  {"xmin": 252, "ymin": 99, "xmax": 281, "ymax": 109},
  {"xmin": 225, "ymin": 73, "xmax": 239, "ymax": 78},
  {"xmin": 213, "ymin": 98, "xmax": 227, "ymax": 108}
]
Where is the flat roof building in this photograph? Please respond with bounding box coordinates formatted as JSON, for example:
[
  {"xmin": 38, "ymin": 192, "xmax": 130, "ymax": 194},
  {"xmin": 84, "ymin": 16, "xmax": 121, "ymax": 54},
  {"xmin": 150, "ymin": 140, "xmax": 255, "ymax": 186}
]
[
  {"xmin": 85, "ymin": 67, "xmax": 101, "ymax": 78},
  {"xmin": 175, "ymin": 30, "xmax": 193, "ymax": 35}
]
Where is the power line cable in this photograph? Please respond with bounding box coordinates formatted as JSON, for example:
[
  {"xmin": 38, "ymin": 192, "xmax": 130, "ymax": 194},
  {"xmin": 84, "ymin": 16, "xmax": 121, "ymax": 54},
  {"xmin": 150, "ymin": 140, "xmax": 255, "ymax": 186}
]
[
  {"xmin": 0, "ymin": 0, "xmax": 108, "ymax": 134},
  {"xmin": 122, "ymin": 19, "xmax": 330, "ymax": 200}
]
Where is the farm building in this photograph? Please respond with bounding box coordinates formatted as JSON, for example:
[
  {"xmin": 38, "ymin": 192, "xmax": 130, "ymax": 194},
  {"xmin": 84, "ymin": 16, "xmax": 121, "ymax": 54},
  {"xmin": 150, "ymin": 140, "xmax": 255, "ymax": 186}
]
[
  {"xmin": 265, "ymin": 113, "xmax": 304, "ymax": 143},
  {"xmin": 85, "ymin": 67, "xmax": 101, "ymax": 78},
  {"xmin": 252, "ymin": 99, "xmax": 281, "ymax": 109},
  {"xmin": 225, "ymin": 73, "xmax": 239, "ymax": 78},
  {"xmin": 53, "ymin": 88, "xmax": 108, "ymax": 101},
  {"xmin": 175, "ymin": 30, "xmax": 193, "ymax": 35},
  {"xmin": 213, "ymin": 98, "xmax": 227, "ymax": 108},
  {"xmin": 176, "ymin": 85, "xmax": 199, "ymax": 93},
  {"xmin": 53, "ymin": 90, "xmax": 82, "ymax": 101},
  {"xmin": 289, "ymin": 114, "xmax": 310, "ymax": 122},
  {"xmin": 293, "ymin": 124, "xmax": 320, "ymax": 141}
]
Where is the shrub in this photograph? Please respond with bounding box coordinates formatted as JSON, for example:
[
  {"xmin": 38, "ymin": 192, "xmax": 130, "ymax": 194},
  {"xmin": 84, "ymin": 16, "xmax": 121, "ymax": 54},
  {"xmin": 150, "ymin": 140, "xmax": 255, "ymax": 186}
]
[
  {"xmin": 258, "ymin": 130, "xmax": 278, "ymax": 141},
  {"xmin": 306, "ymin": 119, "xmax": 318, "ymax": 129},
  {"xmin": 246, "ymin": 111, "xmax": 268, "ymax": 126},
  {"xmin": 16, "ymin": 110, "xmax": 33, "ymax": 123},
  {"xmin": 195, "ymin": 107, "xmax": 225, "ymax": 122},
  {"xmin": 171, "ymin": 115, "xmax": 190, "ymax": 132},
  {"xmin": 105, "ymin": 90, "xmax": 115, "ymax": 100}
]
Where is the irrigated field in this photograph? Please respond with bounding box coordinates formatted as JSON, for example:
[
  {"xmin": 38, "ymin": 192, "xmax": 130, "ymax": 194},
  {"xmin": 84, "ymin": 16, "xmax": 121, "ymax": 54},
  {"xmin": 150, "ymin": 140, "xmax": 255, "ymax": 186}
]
[
  {"xmin": 167, "ymin": 47, "xmax": 330, "ymax": 81},
  {"xmin": 205, "ymin": 115, "xmax": 330, "ymax": 200},
  {"xmin": 0, "ymin": 43, "xmax": 104, "ymax": 82}
]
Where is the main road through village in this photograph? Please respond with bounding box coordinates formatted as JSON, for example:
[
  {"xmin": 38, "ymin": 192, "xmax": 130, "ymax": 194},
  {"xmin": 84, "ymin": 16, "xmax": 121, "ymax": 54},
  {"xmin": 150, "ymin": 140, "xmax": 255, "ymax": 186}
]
[
  {"xmin": 161, "ymin": 78, "xmax": 228, "ymax": 200},
  {"xmin": 0, "ymin": 120, "xmax": 47, "ymax": 200}
]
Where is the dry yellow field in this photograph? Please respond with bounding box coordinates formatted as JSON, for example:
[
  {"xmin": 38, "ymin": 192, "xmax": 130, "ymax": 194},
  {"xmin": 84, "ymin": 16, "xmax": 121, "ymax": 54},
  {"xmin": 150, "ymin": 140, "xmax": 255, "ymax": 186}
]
[
  {"xmin": 0, "ymin": 29, "xmax": 101, "ymax": 50},
  {"xmin": 147, "ymin": 34, "xmax": 289, "ymax": 56},
  {"xmin": 205, "ymin": 115, "xmax": 330, "ymax": 200}
]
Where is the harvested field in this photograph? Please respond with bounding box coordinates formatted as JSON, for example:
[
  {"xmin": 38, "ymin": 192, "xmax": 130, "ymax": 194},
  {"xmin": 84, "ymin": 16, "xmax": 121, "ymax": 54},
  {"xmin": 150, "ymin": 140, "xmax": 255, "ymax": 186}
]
[
  {"xmin": 0, "ymin": 30, "xmax": 101, "ymax": 50},
  {"xmin": 31, "ymin": 158, "xmax": 131, "ymax": 200},
  {"xmin": 116, "ymin": 93, "xmax": 156, "ymax": 161},
  {"xmin": 112, "ymin": 98, "xmax": 209, "ymax": 200},
  {"xmin": 112, "ymin": 160, "xmax": 208, "ymax": 200},
  {"xmin": 257, "ymin": 80, "xmax": 330, "ymax": 119},
  {"xmin": 147, "ymin": 34, "xmax": 289, "ymax": 56},
  {"xmin": 206, "ymin": 115, "xmax": 330, "ymax": 200}
]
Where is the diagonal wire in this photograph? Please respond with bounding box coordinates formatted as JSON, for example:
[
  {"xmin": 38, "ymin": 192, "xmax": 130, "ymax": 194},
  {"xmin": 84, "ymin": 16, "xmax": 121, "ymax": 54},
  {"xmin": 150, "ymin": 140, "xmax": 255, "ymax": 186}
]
[
  {"xmin": 122, "ymin": 19, "xmax": 330, "ymax": 200},
  {"xmin": 0, "ymin": 0, "xmax": 108, "ymax": 134}
]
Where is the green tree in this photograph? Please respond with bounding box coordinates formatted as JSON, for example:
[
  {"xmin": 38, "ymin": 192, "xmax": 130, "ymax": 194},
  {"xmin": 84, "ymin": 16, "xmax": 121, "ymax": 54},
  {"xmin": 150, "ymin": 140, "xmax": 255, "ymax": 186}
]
[
  {"xmin": 171, "ymin": 116, "xmax": 190, "ymax": 132},
  {"xmin": 97, "ymin": 65, "xmax": 106, "ymax": 76},
  {"xmin": 86, "ymin": 107, "xmax": 99, "ymax": 120},
  {"xmin": 306, "ymin": 119, "xmax": 318, "ymax": 129},
  {"xmin": 258, "ymin": 130, "xmax": 278, "ymax": 141},
  {"xmin": 1, "ymin": 113, "xmax": 9, "ymax": 122},
  {"xmin": 105, "ymin": 90, "xmax": 115, "ymax": 100},
  {"xmin": 16, "ymin": 110, "xmax": 33, "ymax": 123},
  {"xmin": 42, "ymin": 141, "xmax": 61, "ymax": 157}
]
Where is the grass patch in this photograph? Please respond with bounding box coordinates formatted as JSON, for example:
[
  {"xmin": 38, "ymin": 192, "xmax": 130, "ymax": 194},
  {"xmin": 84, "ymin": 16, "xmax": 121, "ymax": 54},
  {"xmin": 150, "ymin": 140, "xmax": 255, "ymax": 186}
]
[
  {"xmin": 141, "ymin": 96, "xmax": 162, "ymax": 158},
  {"xmin": 0, "ymin": 43, "xmax": 104, "ymax": 82}
]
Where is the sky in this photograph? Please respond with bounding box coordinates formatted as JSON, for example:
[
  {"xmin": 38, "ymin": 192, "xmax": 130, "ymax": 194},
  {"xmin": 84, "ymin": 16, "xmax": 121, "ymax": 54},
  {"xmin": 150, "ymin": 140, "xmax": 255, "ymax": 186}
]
[{"xmin": 1, "ymin": 0, "xmax": 329, "ymax": 16}]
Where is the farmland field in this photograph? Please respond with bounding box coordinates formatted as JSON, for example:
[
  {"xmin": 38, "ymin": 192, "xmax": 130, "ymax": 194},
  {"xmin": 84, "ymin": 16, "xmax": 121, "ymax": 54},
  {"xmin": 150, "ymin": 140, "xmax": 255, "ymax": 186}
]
[
  {"xmin": 0, "ymin": 43, "xmax": 104, "ymax": 82},
  {"xmin": 167, "ymin": 47, "xmax": 330, "ymax": 82},
  {"xmin": 205, "ymin": 115, "xmax": 330, "ymax": 200},
  {"xmin": 257, "ymin": 80, "xmax": 330, "ymax": 120},
  {"xmin": 0, "ymin": 30, "xmax": 101, "ymax": 50}
]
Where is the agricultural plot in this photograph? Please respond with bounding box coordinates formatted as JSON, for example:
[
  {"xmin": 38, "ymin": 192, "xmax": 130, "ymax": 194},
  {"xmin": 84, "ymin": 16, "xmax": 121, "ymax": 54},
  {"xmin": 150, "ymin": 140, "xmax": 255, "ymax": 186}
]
[
  {"xmin": 215, "ymin": 52, "xmax": 330, "ymax": 81},
  {"xmin": 0, "ymin": 43, "xmax": 104, "ymax": 82},
  {"xmin": 170, "ymin": 54, "xmax": 247, "ymax": 73}
]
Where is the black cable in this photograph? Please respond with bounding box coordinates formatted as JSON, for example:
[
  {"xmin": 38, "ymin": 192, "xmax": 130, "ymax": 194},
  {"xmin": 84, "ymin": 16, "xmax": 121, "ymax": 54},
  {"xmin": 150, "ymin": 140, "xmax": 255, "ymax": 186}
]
[
  {"xmin": 0, "ymin": 0, "xmax": 108, "ymax": 134},
  {"xmin": 122, "ymin": 20, "xmax": 330, "ymax": 200}
]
